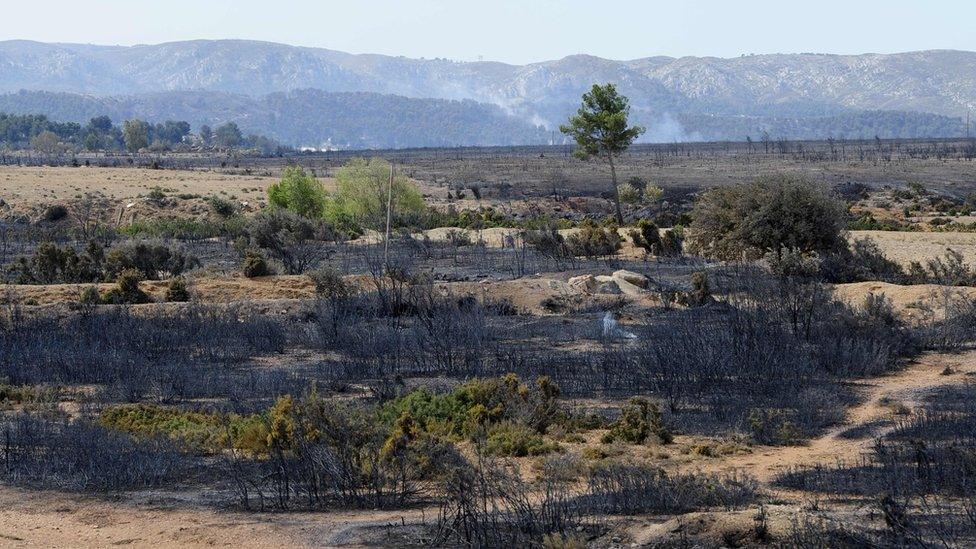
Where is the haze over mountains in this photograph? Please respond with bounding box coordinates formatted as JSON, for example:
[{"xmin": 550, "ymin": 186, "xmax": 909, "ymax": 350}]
[{"xmin": 1, "ymin": 39, "xmax": 973, "ymax": 149}]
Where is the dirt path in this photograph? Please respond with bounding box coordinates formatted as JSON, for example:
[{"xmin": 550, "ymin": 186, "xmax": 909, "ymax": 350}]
[
  {"xmin": 715, "ymin": 349, "xmax": 976, "ymax": 485},
  {"xmin": 0, "ymin": 485, "xmax": 430, "ymax": 548}
]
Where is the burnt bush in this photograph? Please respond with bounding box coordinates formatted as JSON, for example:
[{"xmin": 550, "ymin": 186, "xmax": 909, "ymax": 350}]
[
  {"xmin": 0, "ymin": 305, "xmax": 285, "ymax": 393},
  {"xmin": 583, "ymin": 463, "xmax": 757, "ymax": 514},
  {"xmin": 434, "ymin": 457, "xmax": 588, "ymax": 547},
  {"xmin": 0, "ymin": 414, "xmax": 184, "ymax": 492},
  {"xmin": 248, "ymin": 210, "xmax": 334, "ymax": 274},
  {"xmin": 775, "ymin": 384, "xmax": 976, "ymax": 498}
]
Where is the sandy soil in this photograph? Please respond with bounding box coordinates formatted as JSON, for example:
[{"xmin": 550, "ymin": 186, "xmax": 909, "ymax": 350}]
[
  {"xmin": 833, "ymin": 281, "xmax": 976, "ymax": 321},
  {"xmin": 851, "ymin": 230, "xmax": 976, "ymax": 266},
  {"xmin": 0, "ymin": 167, "xmax": 278, "ymax": 206},
  {"xmin": 0, "ymin": 486, "xmax": 430, "ymax": 548}
]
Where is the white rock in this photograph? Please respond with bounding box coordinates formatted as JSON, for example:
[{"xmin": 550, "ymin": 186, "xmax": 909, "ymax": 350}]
[{"xmin": 613, "ymin": 269, "xmax": 649, "ymax": 288}]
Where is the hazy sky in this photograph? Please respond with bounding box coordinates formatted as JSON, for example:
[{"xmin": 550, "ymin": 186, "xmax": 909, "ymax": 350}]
[{"xmin": 4, "ymin": 0, "xmax": 975, "ymax": 64}]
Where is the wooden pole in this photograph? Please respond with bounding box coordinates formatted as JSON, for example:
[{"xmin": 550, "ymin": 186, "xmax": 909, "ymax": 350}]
[{"xmin": 383, "ymin": 161, "xmax": 394, "ymax": 272}]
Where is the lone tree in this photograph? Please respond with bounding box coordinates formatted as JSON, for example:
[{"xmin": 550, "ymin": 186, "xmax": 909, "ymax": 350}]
[
  {"xmin": 561, "ymin": 83, "xmax": 645, "ymax": 223},
  {"xmin": 688, "ymin": 174, "xmax": 847, "ymax": 261}
]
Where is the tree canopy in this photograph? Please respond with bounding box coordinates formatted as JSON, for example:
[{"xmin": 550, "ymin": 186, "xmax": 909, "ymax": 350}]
[{"xmin": 560, "ymin": 83, "xmax": 645, "ymax": 223}]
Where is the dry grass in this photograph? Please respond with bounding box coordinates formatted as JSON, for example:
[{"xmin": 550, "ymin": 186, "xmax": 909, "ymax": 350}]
[{"xmin": 850, "ymin": 230, "xmax": 976, "ymax": 266}]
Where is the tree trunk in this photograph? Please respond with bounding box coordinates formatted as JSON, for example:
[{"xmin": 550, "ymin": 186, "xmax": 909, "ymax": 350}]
[{"xmin": 608, "ymin": 153, "xmax": 623, "ymax": 224}]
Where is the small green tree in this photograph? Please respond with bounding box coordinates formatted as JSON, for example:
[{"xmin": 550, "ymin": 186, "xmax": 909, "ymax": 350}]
[
  {"xmin": 560, "ymin": 83, "xmax": 645, "ymax": 224},
  {"xmin": 123, "ymin": 120, "xmax": 150, "ymax": 153},
  {"xmin": 267, "ymin": 166, "xmax": 327, "ymax": 218},
  {"xmin": 328, "ymin": 158, "xmax": 424, "ymax": 231}
]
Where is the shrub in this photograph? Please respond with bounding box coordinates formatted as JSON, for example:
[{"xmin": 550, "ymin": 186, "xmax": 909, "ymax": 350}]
[
  {"xmin": 484, "ymin": 422, "xmax": 561, "ymax": 457},
  {"xmin": 689, "ymin": 174, "xmax": 847, "ymax": 260},
  {"xmin": 12, "ymin": 241, "xmax": 103, "ymax": 284},
  {"xmin": 42, "ymin": 204, "xmax": 69, "ymax": 222},
  {"xmin": 241, "ymin": 249, "xmax": 271, "ymax": 278},
  {"xmin": 601, "ymin": 397, "xmax": 672, "ymax": 445},
  {"xmin": 79, "ymin": 285, "xmax": 101, "ymax": 305},
  {"xmin": 690, "ymin": 271, "xmax": 711, "ymax": 304},
  {"xmin": 207, "ymin": 195, "xmax": 237, "ymax": 217},
  {"xmin": 267, "ymin": 166, "xmax": 327, "ymax": 218},
  {"xmin": 377, "ymin": 375, "xmax": 566, "ymax": 441},
  {"xmin": 566, "ymin": 221, "xmax": 621, "ymax": 258},
  {"xmin": 146, "ymin": 187, "xmax": 166, "ymax": 203},
  {"xmin": 658, "ymin": 226, "xmax": 684, "ymax": 256},
  {"xmin": 327, "ymin": 157, "xmax": 425, "ymax": 230},
  {"xmin": 100, "ymin": 404, "xmax": 267, "ymax": 454},
  {"xmin": 104, "ymin": 241, "xmax": 198, "ymax": 280},
  {"xmin": 101, "ymin": 268, "xmax": 150, "ymax": 304},
  {"xmin": 309, "ymin": 266, "xmax": 349, "ymax": 299},
  {"xmin": 629, "ymin": 218, "xmax": 662, "ymax": 254},
  {"xmin": 165, "ymin": 277, "xmax": 191, "ymax": 302}
]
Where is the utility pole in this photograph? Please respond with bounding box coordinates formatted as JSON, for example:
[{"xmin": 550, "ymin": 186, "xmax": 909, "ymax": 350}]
[{"xmin": 383, "ymin": 161, "xmax": 394, "ymax": 273}]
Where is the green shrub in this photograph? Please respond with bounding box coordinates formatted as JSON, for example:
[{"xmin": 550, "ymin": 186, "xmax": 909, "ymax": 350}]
[
  {"xmin": 100, "ymin": 268, "xmax": 150, "ymax": 304},
  {"xmin": 207, "ymin": 195, "xmax": 237, "ymax": 217},
  {"xmin": 267, "ymin": 166, "xmax": 328, "ymax": 218},
  {"xmin": 629, "ymin": 218, "xmax": 662, "ymax": 254},
  {"xmin": 12, "ymin": 241, "xmax": 103, "ymax": 284},
  {"xmin": 104, "ymin": 241, "xmax": 198, "ymax": 280},
  {"xmin": 602, "ymin": 397, "xmax": 672, "ymax": 445},
  {"xmin": 377, "ymin": 375, "xmax": 567, "ymax": 441},
  {"xmin": 79, "ymin": 286, "xmax": 101, "ymax": 305},
  {"xmin": 100, "ymin": 404, "xmax": 268, "ymax": 453},
  {"xmin": 309, "ymin": 266, "xmax": 350, "ymax": 299},
  {"xmin": 566, "ymin": 221, "xmax": 621, "ymax": 258},
  {"xmin": 146, "ymin": 187, "xmax": 166, "ymax": 203},
  {"xmin": 690, "ymin": 271, "xmax": 710, "ymax": 303},
  {"xmin": 484, "ymin": 422, "xmax": 560, "ymax": 457},
  {"xmin": 327, "ymin": 157, "xmax": 425, "ymax": 230}
]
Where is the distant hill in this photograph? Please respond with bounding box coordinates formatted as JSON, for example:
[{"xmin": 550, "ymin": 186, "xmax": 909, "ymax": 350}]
[{"xmin": 0, "ymin": 40, "xmax": 972, "ymax": 147}]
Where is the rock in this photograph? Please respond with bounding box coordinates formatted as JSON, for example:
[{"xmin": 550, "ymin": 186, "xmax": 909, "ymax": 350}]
[
  {"xmin": 568, "ymin": 274, "xmax": 597, "ymax": 293},
  {"xmin": 595, "ymin": 279, "xmax": 622, "ymax": 295},
  {"xmin": 613, "ymin": 277, "xmax": 645, "ymax": 296},
  {"xmin": 612, "ymin": 269, "xmax": 649, "ymax": 288}
]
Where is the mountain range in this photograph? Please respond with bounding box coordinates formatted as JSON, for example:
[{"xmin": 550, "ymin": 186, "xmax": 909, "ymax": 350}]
[{"xmin": 0, "ymin": 39, "xmax": 973, "ymax": 148}]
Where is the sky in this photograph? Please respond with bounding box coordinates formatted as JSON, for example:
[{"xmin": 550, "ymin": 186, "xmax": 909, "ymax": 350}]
[{"xmin": 3, "ymin": 0, "xmax": 976, "ymax": 64}]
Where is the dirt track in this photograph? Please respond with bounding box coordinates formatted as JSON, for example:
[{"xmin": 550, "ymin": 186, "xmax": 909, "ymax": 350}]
[{"xmin": 714, "ymin": 349, "xmax": 976, "ymax": 485}]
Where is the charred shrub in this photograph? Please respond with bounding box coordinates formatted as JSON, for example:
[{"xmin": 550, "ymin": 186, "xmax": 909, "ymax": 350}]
[{"xmin": 1, "ymin": 414, "xmax": 184, "ymax": 492}]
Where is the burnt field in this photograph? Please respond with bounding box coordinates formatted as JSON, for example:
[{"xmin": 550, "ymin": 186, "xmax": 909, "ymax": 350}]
[{"xmin": 2, "ymin": 140, "xmax": 976, "ymax": 547}]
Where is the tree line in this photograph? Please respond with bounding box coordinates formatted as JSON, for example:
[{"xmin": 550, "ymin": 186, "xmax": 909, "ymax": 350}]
[{"xmin": 0, "ymin": 112, "xmax": 286, "ymax": 154}]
